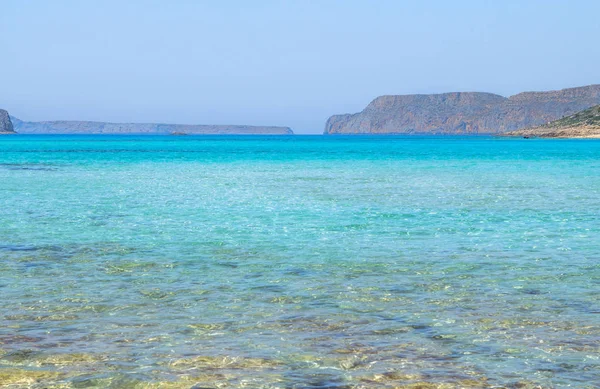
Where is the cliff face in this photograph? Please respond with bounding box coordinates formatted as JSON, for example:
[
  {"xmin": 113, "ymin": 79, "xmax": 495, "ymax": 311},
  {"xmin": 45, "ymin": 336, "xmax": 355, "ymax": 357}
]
[
  {"xmin": 505, "ymin": 104, "xmax": 600, "ymax": 138},
  {"xmin": 0, "ymin": 109, "xmax": 15, "ymax": 134},
  {"xmin": 12, "ymin": 120, "xmax": 294, "ymax": 135},
  {"xmin": 324, "ymin": 85, "xmax": 600, "ymax": 135}
]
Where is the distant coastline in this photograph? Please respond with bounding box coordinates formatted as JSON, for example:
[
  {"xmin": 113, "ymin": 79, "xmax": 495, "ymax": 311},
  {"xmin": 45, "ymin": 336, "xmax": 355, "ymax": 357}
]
[
  {"xmin": 4, "ymin": 84, "xmax": 600, "ymax": 138},
  {"xmin": 8, "ymin": 116, "xmax": 293, "ymax": 135},
  {"xmin": 325, "ymin": 84, "xmax": 600, "ymax": 136},
  {"xmin": 503, "ymin": 104, "xmax": 600, "ymax": 138}
]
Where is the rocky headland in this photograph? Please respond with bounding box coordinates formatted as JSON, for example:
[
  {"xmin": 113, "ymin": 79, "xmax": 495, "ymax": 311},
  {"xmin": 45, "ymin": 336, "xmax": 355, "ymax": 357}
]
[
  {"xmin": 504, "ymin": 104, "xmax": 600, "ymax": 138},
  {"xmin": 10, "ymin": 117, "xmax": 293, "ymax": 135},
  {"xmin": 0, "ymin": 109, "xmax": 15, "ymax": 134},
  {"xmin": 324, "ymin": 85, "xmax": 600, "ymax": 135}
]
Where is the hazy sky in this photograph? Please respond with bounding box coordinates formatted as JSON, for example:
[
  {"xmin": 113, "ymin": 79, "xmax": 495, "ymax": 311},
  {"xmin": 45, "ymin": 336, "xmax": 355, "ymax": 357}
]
[{"xmin": 2, "ymin": 1, "xmax": 599, "ymax": 133}]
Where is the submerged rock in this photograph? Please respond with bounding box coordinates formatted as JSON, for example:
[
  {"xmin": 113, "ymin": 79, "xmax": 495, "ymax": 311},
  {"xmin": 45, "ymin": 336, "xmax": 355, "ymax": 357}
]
[
  {"xmin": 168, "ymin": 355, "xmax": 282, "ymax": 371},
  {"xmin": 0, "ymin": 368, "xmax": 63, "ymax": 386}
]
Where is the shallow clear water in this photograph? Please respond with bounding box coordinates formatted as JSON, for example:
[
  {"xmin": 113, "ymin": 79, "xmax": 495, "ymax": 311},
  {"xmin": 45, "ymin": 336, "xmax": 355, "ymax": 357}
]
[{"xmin": 0, "ymin": 135, "xmax": 599, "ymax": 388}]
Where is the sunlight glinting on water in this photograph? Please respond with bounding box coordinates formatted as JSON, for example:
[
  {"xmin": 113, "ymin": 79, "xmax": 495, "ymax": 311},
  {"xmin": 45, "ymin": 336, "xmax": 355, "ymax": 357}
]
[{"xmin": 0, "ymin": 135, "xmax": 599, "ymax": 388}]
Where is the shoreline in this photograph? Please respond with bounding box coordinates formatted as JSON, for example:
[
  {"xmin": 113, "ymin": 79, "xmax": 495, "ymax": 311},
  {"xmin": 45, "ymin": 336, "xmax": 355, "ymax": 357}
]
[{"xmin": 503, "ymin": 125, "xmax": 600, "ymax": 139}]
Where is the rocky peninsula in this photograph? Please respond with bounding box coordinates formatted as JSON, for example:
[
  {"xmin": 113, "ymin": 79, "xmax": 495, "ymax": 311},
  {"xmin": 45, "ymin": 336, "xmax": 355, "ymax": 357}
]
[
  {"xmin": 324, "ymin": 85, "xmax": 600, "ymax": 135},
  {"xmin": 505, "ymin": 104, "xmax": 600, "ymax": 138},
  {"xmin": 11, "ymin": 117, "xmax": 293, "ymax": 135},
  {"xmin": 0, "ymin": 109, "xmax": 15, "ymax": 134}
]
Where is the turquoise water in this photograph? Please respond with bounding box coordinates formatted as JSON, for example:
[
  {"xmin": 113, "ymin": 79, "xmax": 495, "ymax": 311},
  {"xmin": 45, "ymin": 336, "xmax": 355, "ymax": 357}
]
[{"xmin": 0, "ymin": 135, "xmax": 599, "ymax": 388}]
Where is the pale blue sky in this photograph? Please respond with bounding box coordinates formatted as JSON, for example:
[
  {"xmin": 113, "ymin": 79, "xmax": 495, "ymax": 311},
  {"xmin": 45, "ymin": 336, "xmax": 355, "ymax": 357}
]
[{"xmin": 1, "ymin": 0, "xmax": 599, "ymax": 133}]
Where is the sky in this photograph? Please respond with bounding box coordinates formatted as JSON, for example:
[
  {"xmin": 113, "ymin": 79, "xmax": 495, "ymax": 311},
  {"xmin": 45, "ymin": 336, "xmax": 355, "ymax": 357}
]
[{"xmin": 1, "ymin": 1, "xmax": 599, "ymax": 134}]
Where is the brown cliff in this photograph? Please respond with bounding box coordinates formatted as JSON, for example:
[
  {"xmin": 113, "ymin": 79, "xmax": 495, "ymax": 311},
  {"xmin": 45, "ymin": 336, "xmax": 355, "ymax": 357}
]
[{"xmin": 324, "ymin": 85, "xmax": 600, "ymax": 135}]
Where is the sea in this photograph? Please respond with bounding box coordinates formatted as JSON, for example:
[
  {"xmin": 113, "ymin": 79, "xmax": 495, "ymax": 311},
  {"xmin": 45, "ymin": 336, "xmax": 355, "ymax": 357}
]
[{"xmin": 0, "ymin": 135, "xmax": 599, "ymax": 388}]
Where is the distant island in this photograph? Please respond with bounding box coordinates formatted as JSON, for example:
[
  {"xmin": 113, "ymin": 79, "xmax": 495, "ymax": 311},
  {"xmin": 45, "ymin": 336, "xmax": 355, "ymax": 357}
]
[
  {"xmin": 324, "ymin": 84, "xmax": 600, "ymax": 135},
  {"xmin": 8, "ymin": 116, "xmax": 293, "ymax": 135},
  {"xmin": 505, "ymin": 104, "xmax": 600, "ymax": 138},
  {"xmin": 0, "ymin": 109, "xmax": 15, "ymax": 134},
  {"xmin": 5, "ymin": 84, "xmax": 600, "ymax": 138}
]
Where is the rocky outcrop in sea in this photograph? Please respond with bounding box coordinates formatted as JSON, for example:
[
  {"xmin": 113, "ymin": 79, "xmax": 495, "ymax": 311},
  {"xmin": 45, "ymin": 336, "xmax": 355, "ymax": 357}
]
[
  {"xmin": 324, "ymin": 85, "xmax": 600, "ymax": 135},
  {"xmin": 0, "ymin": 109, "xmax": 15, "ymax": 134}
]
